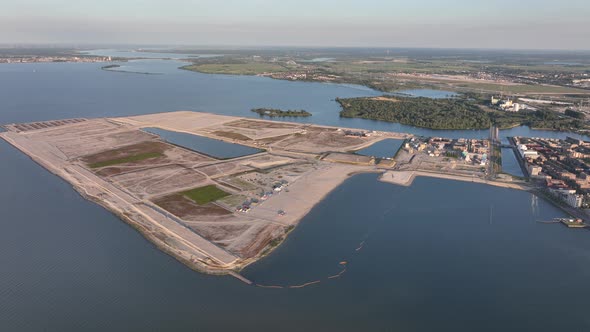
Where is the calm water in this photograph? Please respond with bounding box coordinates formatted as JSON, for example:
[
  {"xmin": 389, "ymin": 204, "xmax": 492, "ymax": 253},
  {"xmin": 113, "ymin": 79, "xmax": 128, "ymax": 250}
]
[
  {"xmin": 3, "ymin": 141, "xmax": 590, "ymax": 331},
  {"xmin": 1, "ymin": 59, "xmax": 587, "ymax": 141},
  {"xmin": 2, "ymin": 53, "xmax": 590, "ymax": 331},
  {"xmin": 502, "ymin": 148, "xmax": 525, "ymax": 177},
  {"xmin": 142, "ymin": 127, "xmax": 262, "ymax": 159},
  {"xmin": 395, "ymin": 89, "xmax": 458, "ymax": 98},
  {"xmin": 543, "ymin": 61, "xmax": 584, "ymax": 66},
  {"xmin": 300, "ymin": 57, "xmax": 335, "ymax": 62},
  {"xmin": 356, "ymin": 138, "xmax": 404, "ymax": 158},
  {"xmin": 81, "ymin": 49, "xmax": 220, "ymax": 59}
]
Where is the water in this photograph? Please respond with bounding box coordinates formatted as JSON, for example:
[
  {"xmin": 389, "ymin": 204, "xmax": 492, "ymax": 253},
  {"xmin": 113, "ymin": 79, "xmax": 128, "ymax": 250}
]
[
  {"xmin": 82, "ymin": 49, "xmax": 220, "ymax": 59},
  {"xmin": 3, "ymin": 142, "xmax": 590, "ymax": 331},
  {"xmin": 395, "ymin": 89, "xmax": 458, "ymax": 99},
  {"xmin": 543, "ymin": 61, "xmax": 584, "ymax": 66},
  {"xmin": 142, "ymin": 127, "xmax": 262, "ymax": 159},
  {"xmin": 356, "ymin": 138, "xmax": 404, "ymax": 158},
  {"xmin": 101, "ymin": 59, "xmax": 173, "ymax": 75},
  {"xmin": 502, "ymin": 148, "xmax": 525, "ymax": 177},
  {"xmin": 243, "ymin": 175, "xmax": 590, "ymax": 331},
  {"xmin": 2, "ymin": 52, "xmax": 590, "ymax": 330},
  {"xmin": 0, "ymin": 60, "xmax": 587, "ymax": 141},
  {"xmin": 300, "ymin": 57, "xmax": 335, "ymax": 62}
]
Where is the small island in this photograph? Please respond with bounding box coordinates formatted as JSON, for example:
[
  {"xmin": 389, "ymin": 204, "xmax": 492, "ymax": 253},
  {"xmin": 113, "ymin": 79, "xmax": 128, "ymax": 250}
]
[{"xmin": 251, "ymin": 108, "xmax": 312, "ymax": 118}]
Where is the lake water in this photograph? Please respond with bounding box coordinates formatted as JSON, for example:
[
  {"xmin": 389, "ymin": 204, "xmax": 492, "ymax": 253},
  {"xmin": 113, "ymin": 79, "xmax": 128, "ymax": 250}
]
[
  {"xmin": 543, "ymin": 61, "xmax": 584, "ymax": 66},
  {"xmin": 0, "ymin": 59, "xmax": 587, "ymax": 142},
  {"xmin": 356, "ymin": 138, "xmax": 404, "ymax": 158},
  {"xmin": 142, "ymin": 127, "xmax": 262, "ymax": 159},
  {"xmin": 300, "ymin": 57, "xmax": 335, "ymax": 62},
  {"xmin": 395, "ymin": 89, "xmax": 458, "ymax": 99},
  {"xmin": 3, "ymin": 141, "xmax": 590, "ymax": 331},
  {"xmin": 2, "ymin": 52, "xmax": 590, "ymax": 331},
  {"xmin": 81, "ymin": 49, "xmax": 220, "ymax": 59}
]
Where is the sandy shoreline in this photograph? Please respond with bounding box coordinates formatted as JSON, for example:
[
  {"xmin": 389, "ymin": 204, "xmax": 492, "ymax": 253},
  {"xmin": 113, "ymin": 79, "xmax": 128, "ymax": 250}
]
[
  {"xmin": 379, "ymin": 170, "xmax": 530, "ymax": 191},
  {"xmin": 0, "ymin": 113, "xmax": 393, "ymax": 278}
]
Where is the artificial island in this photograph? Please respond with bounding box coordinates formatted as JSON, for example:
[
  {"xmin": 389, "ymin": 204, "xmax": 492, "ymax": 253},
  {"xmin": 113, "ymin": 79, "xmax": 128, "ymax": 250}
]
[{"xmin": 1, "ymin": 111, "xmax": 588, "ymax": 282}]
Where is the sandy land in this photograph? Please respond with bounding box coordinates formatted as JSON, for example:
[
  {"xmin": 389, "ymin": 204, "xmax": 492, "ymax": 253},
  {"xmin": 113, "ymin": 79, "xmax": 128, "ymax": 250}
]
[
  {"xmin": 1, "ymin": 112, "xmax": 402, "ymax": 277},
  {"xmin": 370, "ymin": 96, "xmax": 400, "ymax": 102},
  {"xmin": 0, "ymin": 130, "xmax": 239, "ymax": 271},
  {"xmin": 113, "ymin": 111, "xmax": 408, "ymax": 153},
  {"xmin": 246, "ymin": 163, "xmax": 370, "ymax": 227},
  {"xmin": 380, "ymin": 170, "xmax": 530, "ymax": 191}
]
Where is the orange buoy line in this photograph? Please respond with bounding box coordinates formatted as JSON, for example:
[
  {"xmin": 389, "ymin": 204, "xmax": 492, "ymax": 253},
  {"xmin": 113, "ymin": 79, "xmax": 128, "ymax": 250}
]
[
  {"xmin": 355, "ymin": 241, "xmax": 365, "ymax": 251},
  {"xmin": 252, "ymin": 238, "xmax": 367, "ymax": 289},
  {"xmin": 256, "ymin": 284, "xmax": 284, "ymax": 289},
  {"xmin": 328, "ymin": 267, "xmax": 347, "ymax": 279}
]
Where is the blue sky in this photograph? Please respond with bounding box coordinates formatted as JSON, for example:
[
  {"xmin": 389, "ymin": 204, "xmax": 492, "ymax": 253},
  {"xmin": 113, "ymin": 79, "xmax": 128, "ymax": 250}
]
[{"xmin": 1, "ymin": 0, "xmax": 589, "ymax": 49}]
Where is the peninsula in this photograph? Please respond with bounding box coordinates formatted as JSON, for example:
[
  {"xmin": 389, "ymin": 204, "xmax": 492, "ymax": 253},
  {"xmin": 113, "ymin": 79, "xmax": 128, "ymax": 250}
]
[
  {"xmin": 0, "ymin": 112, "xmax": 407, "ymax": 277},
  {"xmin": 2, "ymin": 111, "xmax": 579, "ymax": 281}
]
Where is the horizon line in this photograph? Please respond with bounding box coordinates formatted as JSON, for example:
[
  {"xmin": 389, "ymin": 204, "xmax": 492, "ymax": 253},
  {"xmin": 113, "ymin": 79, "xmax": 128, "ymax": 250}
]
[{"xmin": 1, "ymin": 43, "xmax": 590, "ymax": 53}]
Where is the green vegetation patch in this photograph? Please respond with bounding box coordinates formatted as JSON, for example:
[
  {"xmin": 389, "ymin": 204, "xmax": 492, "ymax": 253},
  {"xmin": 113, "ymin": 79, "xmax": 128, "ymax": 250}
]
[
  {"xmin": 181, "ymin": 185, "xmax": 230, "ymax": 205},
  {"xmin": 251, "ymin": 108, "xmax": 312, "ymax": 117},
  {"xmin": 337, "ymin": 96, "xmax": 491, "ymax": 129},
  {"xmin": 89, "ymin": 152, "xmax": 162, "ymax": 168},
  {"xmin": 337, "ymin": 96, "xmax": 589, "ymax": 131}
]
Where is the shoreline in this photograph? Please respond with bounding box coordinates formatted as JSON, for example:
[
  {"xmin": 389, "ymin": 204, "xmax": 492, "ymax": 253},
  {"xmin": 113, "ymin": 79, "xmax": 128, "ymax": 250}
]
[
  {"xmin": 379, "ymin": 170, "xmax": 530, "ymax": 191},
  {"xmin": 1, "ymin": 110, "xmax": 576, "ymax": 285},
  {"xmin": 0, "ymin": 122, "xmax": 379, "ymax": 280},
  {"xmin": 0, "ymin": 131, "xmax": 241, "ymax": 276}
]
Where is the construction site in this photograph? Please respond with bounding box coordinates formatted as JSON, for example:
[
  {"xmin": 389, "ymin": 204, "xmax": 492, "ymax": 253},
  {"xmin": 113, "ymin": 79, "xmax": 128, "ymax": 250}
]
[
  {"xmin": 0, "ymin": 111, "xmax": 409, "ymax": 276},
  {"xmin": 1, "ymin": 111, "xmax": 536, "ymax": 280}
]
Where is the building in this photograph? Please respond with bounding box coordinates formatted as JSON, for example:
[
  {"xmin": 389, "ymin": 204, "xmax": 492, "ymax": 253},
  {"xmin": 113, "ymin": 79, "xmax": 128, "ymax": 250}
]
[
  {"xmin": 567, "ymin": 193, "xmax": 584, "ymax": 208},
  {"xmin": 518, "ymin": 144, "xmax": 538, "ymax": 158},
  {"xmin": 512, "ymin": 103, "xmax": 520, "ymax": 112},
  {"xmin": 528, "ymin": 164, "xmax": 542, "ymax": 176}
]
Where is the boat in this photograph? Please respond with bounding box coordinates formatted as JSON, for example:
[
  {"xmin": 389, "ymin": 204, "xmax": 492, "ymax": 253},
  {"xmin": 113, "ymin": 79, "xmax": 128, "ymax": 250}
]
[{"xmin": 555, "ymin": 218, "xmax": 587, "ymax": 228}]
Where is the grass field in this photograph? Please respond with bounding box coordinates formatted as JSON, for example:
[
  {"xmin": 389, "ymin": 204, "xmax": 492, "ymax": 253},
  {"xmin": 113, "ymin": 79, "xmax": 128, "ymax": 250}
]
[
  {"xmin": 182, "ymin": 63, "xmax": 289, "ymax": 75},
  {"xmin": 182, "ymin": 185, "xmax": 230, "ymax": 205},
  {"xmin": 89, "ymin": 152, "xmax": 162, "ymax": 168}
]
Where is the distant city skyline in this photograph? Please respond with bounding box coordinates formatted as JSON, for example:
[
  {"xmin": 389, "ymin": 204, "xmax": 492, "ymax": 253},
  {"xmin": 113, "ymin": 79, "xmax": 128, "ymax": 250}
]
[{"xmin": 2, "ymin": 0, "xmax": 589, "ymax": 50}]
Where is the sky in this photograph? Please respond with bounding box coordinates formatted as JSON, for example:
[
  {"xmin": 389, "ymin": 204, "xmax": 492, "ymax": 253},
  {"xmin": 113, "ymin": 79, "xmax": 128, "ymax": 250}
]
[{"xmin": 1, "ymin": 0, "xmax": 589, "ymax": 49}]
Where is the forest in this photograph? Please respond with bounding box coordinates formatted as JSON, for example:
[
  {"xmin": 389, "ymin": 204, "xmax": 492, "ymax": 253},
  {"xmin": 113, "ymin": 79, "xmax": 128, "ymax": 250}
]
[
  {"xmin": 251, "ymin": 108, "xmax": 312, "ymax": 117},
  {"xmin": 337, "ymin": 96, "xmax": 587, "ymax": 131}
]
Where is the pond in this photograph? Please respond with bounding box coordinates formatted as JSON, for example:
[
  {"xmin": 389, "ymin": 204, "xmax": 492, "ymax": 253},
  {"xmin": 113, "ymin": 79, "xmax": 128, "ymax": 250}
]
[
  {"xmin": 142, "ymin": 127, "xmax": 263, "ymax": 159},
  {"xmin": 355, "ymin": 138, "xmax": 404, "ymax": 158}
]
